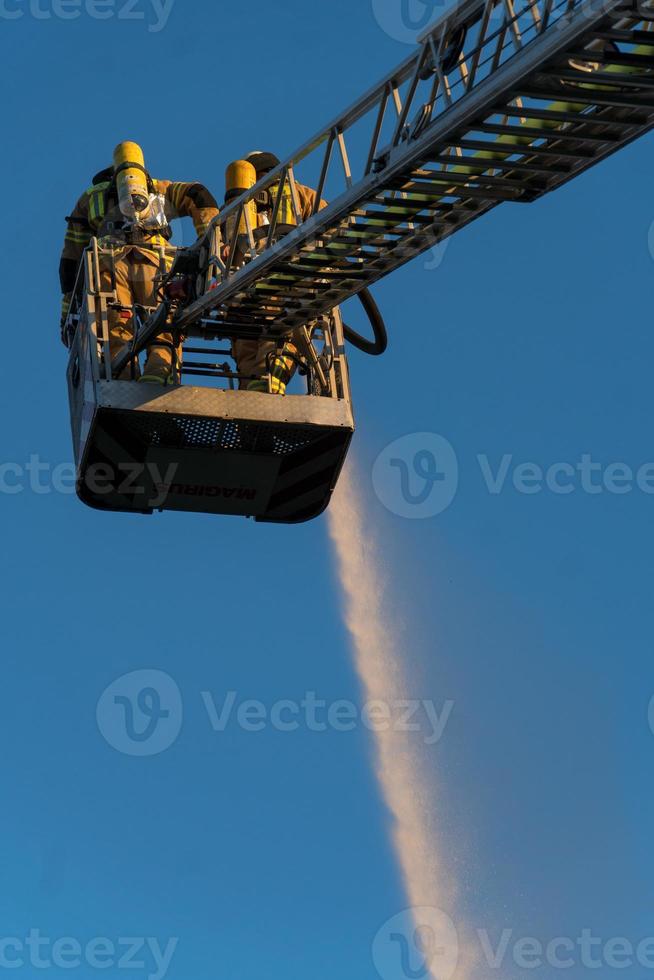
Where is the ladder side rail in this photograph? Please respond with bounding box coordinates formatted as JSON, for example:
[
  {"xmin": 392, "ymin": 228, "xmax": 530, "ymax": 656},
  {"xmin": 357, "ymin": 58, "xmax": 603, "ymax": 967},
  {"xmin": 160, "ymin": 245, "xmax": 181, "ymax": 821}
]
[{"xmin": 85, "ymin": 240, "xmax": 113, "ymax": 383}]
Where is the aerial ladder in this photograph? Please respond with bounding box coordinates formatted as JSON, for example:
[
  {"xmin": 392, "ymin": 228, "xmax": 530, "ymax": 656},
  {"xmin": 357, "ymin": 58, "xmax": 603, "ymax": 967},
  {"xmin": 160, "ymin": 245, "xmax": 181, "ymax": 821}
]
[{"xmin": 67, "ymin": 0, "xmax": 654, "ymax": 522}]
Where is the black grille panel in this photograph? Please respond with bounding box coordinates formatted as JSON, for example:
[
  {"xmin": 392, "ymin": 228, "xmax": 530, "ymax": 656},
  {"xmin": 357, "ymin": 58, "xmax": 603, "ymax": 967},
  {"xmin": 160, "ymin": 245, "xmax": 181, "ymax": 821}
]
[{"xmin": 115, "ymin": 411, "xmax": 317, "ymax": 456}]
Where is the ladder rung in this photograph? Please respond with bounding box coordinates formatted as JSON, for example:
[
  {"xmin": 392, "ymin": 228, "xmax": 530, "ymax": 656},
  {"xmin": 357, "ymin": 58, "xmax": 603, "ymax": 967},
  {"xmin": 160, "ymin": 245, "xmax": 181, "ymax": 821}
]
[
  {"xmin": 551, "ymin": 68, "xmax": 654, "ymax": 89},
  {"xmin": 358, "ymin": 210, "xmax": 422, "ymax": 225},
  {"xmin": 256, "ymin": 281, "xmax": 333, "ymax": 295},
  {"xmin": 498, "ymin": 104, "xmax": 646, "ymax": 125},
  {"xmin": 253, "ymin": 275, "xmax": 325, "ymax": 287},
  {"xmin": 233, "ymin": 297, "xmax": 287, "ymax": 308},
  {"xmin": 318, "ymin": 236, "xmax": 386, "ymax": 251},
  {"xmin": 519, "ymin": 85, "xmax": 654, "ymax": 109},
  {"xmin": 373, "ymin": 193, "xmax": 463, "ymax": 211},
  {"xmin": 261, "ymin": 275, "xmax": 337, "ymax": 291},
  {"xmin": 236, "ymin": 301, "xmax": 301, "ymax": 313},
  {"xmin": 335, "ymin": 223, "xmax": 403, "ymax": 236},
  {"xmin": 372, "ymin": 194, "xmax": 454, "ymax": 212},
  {"xmin": 402, "ymin": 172, "xmax": 534, "ymax": 192},
  {"xmin": 427, "ymin": 154, "xmax": 571, "ymax": 174},
  {"xmin": 399, "ymin": 182, "xmax": 530, "ymax": 202},
  {"xmin": 456, "ymin": 137, "xmax": 595, "ymax": 159},
  {"xmin": 286, "ymin": 256, "xmax": 367, "ymax": 272},
  {"xmin": 367, "ymin": 194, "xmax": 455, "ymax": 208},
  {"xmin": 292, "ymin": 247, "xmax": 368, "ymax": 264},
  {"xmin": 474, "ymin": 122, "xmax": 614, "ymax": 143},
  {"xmin": 263, "ymin": 276, "xmax": 353, "ymax": 293},
  {"xmin": 594, "ymin": 28, "xmax": 654, "ymax": 45},
  {"xmin": 292, "ymin": 248, "xmax": 364, "ymax": 262},
  {"xmin": 322, "ymin": 222, "xmax": 398, "ymax": 237},
  {"xmin": 276, "ymin": 264, "xmax": 368, "ymax": 278},
  {"xmin": 361, "ymin": 209, "xmax": 439, "ymax": 224},
  {"xmin": 565, "ymin": 49, "xmax": 654, "ymax": 69}
]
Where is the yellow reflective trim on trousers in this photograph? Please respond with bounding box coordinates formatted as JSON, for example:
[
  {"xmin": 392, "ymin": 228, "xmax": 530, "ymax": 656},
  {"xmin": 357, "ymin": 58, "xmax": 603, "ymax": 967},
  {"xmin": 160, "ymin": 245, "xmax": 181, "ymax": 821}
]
[{"xmin": 249, "ymin": 377, "xmax": 287, "ymax": 394}]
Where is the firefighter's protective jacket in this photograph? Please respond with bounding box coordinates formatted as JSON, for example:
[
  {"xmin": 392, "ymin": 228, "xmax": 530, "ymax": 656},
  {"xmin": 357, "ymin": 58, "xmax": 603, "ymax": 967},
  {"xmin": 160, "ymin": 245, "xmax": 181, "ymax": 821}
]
[
  {"xmin": 294, "ymin": 183, "xmax": 327, "ymax": 222},
  {"xmin": 59, "ymin": 178, "xmax": 219, "ymax": 295}
]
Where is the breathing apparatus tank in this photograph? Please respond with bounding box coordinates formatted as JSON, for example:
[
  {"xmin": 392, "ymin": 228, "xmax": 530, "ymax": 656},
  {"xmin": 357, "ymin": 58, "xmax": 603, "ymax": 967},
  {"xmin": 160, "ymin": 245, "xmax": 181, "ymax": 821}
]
[
  {"xmin": 224, "ymin": 160, "xmax": 258, "ymax": 244},
  {"xmin": 113, "ymin": 141, "xmax": 150, "ymax": 219}
]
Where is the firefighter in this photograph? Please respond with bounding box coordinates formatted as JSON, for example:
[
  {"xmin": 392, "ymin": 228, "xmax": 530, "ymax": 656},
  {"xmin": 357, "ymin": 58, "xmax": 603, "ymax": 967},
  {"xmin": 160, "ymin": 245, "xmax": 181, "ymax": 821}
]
[
  {"xmin": 230, "ymin": 151, "xmax": 327, "ymax": 395},
  {"xmin": 60, "ymin": 141, "xmax": 219, "ymax": 384}
]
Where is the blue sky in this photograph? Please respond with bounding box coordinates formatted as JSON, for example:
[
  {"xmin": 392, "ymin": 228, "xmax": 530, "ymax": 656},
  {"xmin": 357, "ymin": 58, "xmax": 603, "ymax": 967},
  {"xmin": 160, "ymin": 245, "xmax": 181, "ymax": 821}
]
[{"xmin": 0, "ymin": 0, "xmax": 652, "ymax": 977}]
